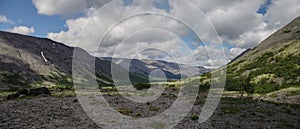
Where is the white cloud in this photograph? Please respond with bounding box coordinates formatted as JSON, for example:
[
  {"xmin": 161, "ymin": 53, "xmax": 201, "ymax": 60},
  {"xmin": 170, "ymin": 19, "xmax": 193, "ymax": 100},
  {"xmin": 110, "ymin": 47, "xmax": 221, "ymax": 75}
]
[
  {"xmin": 229, "ymin": 47, "xmax": 246, "ymax": 60},
  {"xmin": 0, "ymin": 15, "xmax": 13, "ymax": 24},
  {"xmin": 265, "ymin": 0, "xmax": 300, "ymax": 29},
  {"xmin": 32, "ymin": 0, "xmax": 88, "ymax": 16},
  {"xmin": 8, "ymin": 26, "xmax": 35, "ymax": 35},
  {"xmin": 32, "ymin": 0, "xmax": 116, "ymax": 17},
  {"xmin": 191, "ymin": 44, "xmax": 228, "ymax": 67},
  {"xmin": 40, "ymin": 0, "xmax": 300, "ymax": 67}
]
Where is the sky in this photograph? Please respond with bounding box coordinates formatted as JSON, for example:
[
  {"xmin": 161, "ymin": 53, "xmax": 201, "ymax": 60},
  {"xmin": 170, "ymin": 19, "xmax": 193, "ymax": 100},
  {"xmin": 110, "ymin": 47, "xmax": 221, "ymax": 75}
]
[{"xmin": 0, "ymin": 0, "xmax": 300, "ymax": 68}]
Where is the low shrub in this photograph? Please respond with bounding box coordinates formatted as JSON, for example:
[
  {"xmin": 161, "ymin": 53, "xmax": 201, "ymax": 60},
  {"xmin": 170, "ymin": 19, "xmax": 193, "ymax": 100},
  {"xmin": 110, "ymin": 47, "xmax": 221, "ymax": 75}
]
[{"xmin": 133, "ymin": 83, "xmax": 151, "ymax": 90}]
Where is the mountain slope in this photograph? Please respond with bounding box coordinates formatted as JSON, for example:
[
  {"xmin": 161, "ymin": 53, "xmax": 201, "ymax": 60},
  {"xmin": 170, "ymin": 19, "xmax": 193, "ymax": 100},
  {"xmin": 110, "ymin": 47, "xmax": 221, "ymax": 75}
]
[
  {"xmin": 226, "ymin": 16, "xmax": 300, "ymax": 93},
  {"xmin": 102, "ymin": 57, "xmax": 210, "ymax": 80},
  {"xmin": 0, "ymin": 31, "xmax": 147, "ymax": 90}
]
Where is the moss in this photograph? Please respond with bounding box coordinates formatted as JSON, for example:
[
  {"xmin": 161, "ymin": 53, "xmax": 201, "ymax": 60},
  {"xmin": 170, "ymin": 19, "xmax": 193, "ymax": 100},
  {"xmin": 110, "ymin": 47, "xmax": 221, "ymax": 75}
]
[{"xmin": 190, "ymin": 115, "xmax": 199, "ymax": 121}]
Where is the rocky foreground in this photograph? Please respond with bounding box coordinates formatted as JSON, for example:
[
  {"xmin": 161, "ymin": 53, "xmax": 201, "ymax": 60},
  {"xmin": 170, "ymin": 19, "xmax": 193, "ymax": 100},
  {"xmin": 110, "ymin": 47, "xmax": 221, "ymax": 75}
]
[{"xmin": 0, "ymin": 92, "xmax": 299, "ymax": 129}]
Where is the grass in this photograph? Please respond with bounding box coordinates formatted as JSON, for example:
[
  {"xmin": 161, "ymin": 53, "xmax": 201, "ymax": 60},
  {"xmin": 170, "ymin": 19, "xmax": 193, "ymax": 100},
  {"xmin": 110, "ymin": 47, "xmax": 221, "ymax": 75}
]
[
  {"xmin": 52, "ymin": 90, "xmax": 76, "ymax": 97},
  {"xmin": 1, "ymin": 73, "xmax": 30, "ymax": 87},
  {"xmin": 286, "ymin": 90, "xmax": 299, "ymax": 96},
  {"xmin": 283, "ymin": 28, "xmax": 292, "ymax": 33},
  {"xmin": 133, "ymin": 83, "xmax": 151, "ymax": 90},
  {"xmin": 116, "ymin": 107, "xmax": 132, "ymax": 115}
]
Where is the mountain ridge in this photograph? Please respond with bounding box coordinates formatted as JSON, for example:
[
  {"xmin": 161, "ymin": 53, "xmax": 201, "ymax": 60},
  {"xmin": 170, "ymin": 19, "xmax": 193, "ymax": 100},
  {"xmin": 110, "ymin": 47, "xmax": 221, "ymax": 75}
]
[{"xmin": 225, "ymin": 16, "xmax": 300, "ymax": 93}]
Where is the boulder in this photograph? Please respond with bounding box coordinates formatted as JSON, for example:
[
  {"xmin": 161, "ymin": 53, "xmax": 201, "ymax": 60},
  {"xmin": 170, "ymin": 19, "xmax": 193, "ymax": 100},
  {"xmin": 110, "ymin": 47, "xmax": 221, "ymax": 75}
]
[
  {"xmin": 7, "ymin": 93, "xmax": 20, "ymax": 100},
  {"xmin": 28, "ymin": 87, "xmax": 50, "ymax": 96},
  {"xmin": 17, "ymin": 89, "xmax": 29, "ymax": 95}
]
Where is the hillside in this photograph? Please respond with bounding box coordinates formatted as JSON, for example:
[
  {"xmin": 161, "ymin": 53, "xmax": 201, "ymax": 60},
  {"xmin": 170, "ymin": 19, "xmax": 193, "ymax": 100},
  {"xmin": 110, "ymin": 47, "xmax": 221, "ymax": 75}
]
[
  {"xmin": 0, "ymin": 31, "xmax": 147, "ymax": 91},
  {"xmin": 225, "ymin": 17, "xmax": 300, "ymax": 94}
]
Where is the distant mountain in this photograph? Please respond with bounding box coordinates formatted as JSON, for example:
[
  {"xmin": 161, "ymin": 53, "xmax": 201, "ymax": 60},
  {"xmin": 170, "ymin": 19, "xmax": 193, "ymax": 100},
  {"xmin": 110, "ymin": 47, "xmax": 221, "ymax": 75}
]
[
  {"xmin": 225, "ymin": 16, "xmax": 300, "ymax": 93},
  {"xmin": 0, "ymin": 31, "xmax": 147, "ymax": 90},
  {"xmin": 102, "ymin": 57, "xmax": 210, "ymax": 80}
]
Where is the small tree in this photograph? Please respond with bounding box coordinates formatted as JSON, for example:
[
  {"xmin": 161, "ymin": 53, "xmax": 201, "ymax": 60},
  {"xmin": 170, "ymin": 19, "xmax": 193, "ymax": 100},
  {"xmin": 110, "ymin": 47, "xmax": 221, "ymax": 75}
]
[{"xmin": 241, "ymin": 76, "xmax": 254, "ymax": 97}]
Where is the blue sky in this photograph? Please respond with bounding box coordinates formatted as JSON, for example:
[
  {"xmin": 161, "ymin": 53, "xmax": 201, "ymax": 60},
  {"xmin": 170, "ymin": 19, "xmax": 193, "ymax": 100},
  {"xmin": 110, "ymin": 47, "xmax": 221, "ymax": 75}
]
[
  {"xmin": 257, "ymin": 0, "xmax": 272, "ymax": 15},
  {"xmin": 0, "ymin": 0, "xmax": 67, "ymax": 37},
  {"xmin": 0, "ymin": 0, "xmax": 173, "ymax": 37},
  {"xmin": 0, "ymin": 0, "xmax": 270, "ymax": 40}
]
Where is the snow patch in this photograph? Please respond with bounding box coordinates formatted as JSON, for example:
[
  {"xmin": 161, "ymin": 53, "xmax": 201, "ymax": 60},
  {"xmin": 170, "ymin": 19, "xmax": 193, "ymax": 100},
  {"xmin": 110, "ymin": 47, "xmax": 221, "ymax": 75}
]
[
  {"xmin": 114, "ymin": 59, "xmax": 123, "ymax": 64},
  {"xmin": 41, "ymin": 51, "xmax": 48, "ymax": 63}
]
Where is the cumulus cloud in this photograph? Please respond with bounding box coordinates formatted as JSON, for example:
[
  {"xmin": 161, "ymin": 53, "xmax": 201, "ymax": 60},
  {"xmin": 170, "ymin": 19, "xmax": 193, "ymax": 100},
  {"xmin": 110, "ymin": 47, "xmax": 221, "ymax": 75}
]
[
  {"xmin": 229, "ymin": 47, "xmax": 246, "ymax": 60},
  {"xmin": 8, "ymin": 26, "xmax": 35, "ymax": 35},
  {"xmin": 0, "ymin": 15, "xmax": 13, "ymax": 24},
  {"xmin": 32, "ymin": 0, "xmax": 117, "ymax": 17},
  {"xmin": 32, "ymin": 0, "xmax": 88, "ymax": 16},
  {"xmin": 39, "ymin": 0, "xmax": 300, "ymax": 67},
  {"xmin": 264, "ymin": 0, "xmax": 300, "ymax": 29}
]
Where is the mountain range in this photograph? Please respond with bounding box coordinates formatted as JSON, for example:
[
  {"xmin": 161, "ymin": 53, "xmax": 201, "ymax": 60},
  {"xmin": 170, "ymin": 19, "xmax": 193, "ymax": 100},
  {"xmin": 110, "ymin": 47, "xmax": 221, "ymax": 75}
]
[
  {"xmin": 102, "ymin": 57, "xmax": 209, "ymax": 79},
  {"xmin": 0, "ymin": 31, "xmax": 209, "ymax": 90}
]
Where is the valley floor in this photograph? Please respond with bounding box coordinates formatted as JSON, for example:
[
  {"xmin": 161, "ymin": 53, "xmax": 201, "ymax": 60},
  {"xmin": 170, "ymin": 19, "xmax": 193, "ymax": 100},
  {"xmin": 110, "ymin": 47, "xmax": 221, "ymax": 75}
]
[{"xmin": 0, "ymin": 91, "xmax": 299, "ymax": 129}]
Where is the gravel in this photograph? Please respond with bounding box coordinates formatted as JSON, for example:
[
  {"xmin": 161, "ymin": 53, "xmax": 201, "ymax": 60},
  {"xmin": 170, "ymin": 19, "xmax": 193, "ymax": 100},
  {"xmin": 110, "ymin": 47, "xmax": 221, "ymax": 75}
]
[{"xmin": 0, "ymin": 93, "xmax": 299, "ymax": 129}]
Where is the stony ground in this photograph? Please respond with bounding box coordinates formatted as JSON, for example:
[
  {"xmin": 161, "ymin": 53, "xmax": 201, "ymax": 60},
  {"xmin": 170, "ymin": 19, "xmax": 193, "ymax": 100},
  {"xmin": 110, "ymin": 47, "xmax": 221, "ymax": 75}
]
[{"xmin": 0, "ymin": 90, "xmax": 299, "ymax": 129}]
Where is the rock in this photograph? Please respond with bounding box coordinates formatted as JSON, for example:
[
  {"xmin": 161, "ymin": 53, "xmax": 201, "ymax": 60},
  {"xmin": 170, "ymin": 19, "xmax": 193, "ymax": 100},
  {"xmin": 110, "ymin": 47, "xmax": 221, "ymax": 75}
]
[
  {"xmin": 7, "ymin": 89, "xmax": 28, "ymax": 100},
  {"xmin": 28, "ymin": 87, "xmax": 50, "ymax": 96},
  {"xmin": 16, "ymin": 89, "xmax": 28, "ymax": 95},
  {"xmin": 7, "ymin": 93, "xmax": 20, "ymax": 100}
]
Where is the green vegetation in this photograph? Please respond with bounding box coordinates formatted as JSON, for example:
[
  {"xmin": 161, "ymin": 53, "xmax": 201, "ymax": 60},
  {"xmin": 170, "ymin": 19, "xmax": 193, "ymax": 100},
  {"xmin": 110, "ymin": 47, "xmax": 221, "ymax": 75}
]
[
  {"xmin": 116, "ymin": 107, "xmax": 132, "ymax": 115},
  {"xmin": 190, "ymin": 115, "xmax": 199, "ymax": 121},
  {"xmin": 1, "ymin": 73, "xmax": 30, "ymax": 87},
  {"xmin": 224, "ymin": 41, "xmax": 300, "ymax": 94},
  {"xmin": 133, "ymin": 83, "xmax": 152, "ymax": 90},
  {"xmin": 283, "ymin": 28, "xmax": 292, "ymax": 33}
]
